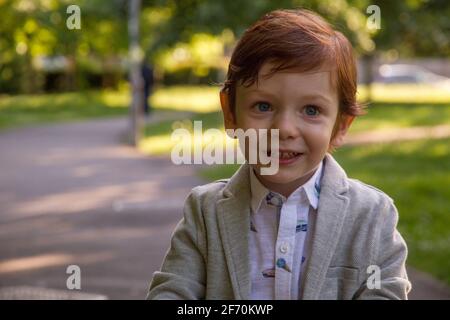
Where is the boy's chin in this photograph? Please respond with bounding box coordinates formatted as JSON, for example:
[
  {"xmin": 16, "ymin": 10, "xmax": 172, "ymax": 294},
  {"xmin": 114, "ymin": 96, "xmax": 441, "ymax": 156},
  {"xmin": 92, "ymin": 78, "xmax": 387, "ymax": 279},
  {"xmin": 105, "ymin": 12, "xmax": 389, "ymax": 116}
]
[
  {"xmin": 255, "ymin": 166, "xmax": 307, "ymax": 184},
  {"xmin": 260, "ymin": 173, "xmax": 306, "ymax": 185}
]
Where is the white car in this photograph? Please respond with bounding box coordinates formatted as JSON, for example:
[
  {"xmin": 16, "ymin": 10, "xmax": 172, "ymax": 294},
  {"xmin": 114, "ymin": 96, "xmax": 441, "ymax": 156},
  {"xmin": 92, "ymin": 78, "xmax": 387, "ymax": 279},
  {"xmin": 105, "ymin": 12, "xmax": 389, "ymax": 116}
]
[{"xmin": 376, "ymin": 64, "xmax": 450, "ymax": 89}]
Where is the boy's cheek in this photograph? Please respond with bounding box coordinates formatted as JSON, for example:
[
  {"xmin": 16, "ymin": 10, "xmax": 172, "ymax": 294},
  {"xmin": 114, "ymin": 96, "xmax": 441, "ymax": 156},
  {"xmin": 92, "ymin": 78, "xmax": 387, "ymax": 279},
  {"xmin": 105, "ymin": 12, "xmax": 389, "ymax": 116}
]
[
  {"xmin": 234, "ymin": 116, "xmax": 266, "ymax": 131},
  {"xmin": 306, "ymin": 124, "xmax": 334, "ymax": 141}
]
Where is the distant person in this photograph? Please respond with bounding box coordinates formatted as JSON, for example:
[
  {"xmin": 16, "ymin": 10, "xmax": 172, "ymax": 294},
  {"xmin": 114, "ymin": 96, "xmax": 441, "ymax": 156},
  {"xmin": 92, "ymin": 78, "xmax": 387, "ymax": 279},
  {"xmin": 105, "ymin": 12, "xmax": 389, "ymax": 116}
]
[{"xmin": 141, "ymin": 63, "xmax": 154, "ymax": 116}]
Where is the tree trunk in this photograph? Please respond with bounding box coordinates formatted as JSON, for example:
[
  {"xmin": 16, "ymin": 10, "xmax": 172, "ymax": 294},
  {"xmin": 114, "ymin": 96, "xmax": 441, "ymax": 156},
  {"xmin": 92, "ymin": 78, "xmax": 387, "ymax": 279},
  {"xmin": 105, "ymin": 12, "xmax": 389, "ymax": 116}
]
[{"xmin": 128, "ymin": 0, "xmax": 144, "ymax": 146}]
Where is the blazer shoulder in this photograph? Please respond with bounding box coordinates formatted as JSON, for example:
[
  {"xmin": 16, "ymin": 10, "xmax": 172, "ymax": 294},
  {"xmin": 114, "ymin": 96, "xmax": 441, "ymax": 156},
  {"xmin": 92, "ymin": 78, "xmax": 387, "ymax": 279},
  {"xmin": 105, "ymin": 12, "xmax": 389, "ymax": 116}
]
[
  {"xmin": 185, "ymin": 179, "xmax": 230, "ymax": 210},
  {"xmin": 347, "ymin": 178, "xmax": 394, "ymax": 204},
  {"xmin": 190, "ymin": 179, "xmax": 229, "ymax": 198},
  {"xmin": 345, "ymin": 178, "xmax": 398, "ymax": 223}
]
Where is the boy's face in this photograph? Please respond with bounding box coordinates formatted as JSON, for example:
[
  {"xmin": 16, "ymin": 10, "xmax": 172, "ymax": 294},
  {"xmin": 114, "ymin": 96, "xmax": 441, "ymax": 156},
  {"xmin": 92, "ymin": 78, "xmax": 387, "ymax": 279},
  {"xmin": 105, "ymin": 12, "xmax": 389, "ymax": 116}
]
[{"xmin": 220, "ymin": 61, "xmax": 354, "ymax": 196}]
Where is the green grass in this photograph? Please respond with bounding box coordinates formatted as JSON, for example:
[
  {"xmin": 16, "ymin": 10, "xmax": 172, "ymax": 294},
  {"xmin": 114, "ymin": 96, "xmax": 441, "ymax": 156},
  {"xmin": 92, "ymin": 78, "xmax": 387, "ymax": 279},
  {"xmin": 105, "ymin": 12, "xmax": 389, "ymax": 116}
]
[
  {"xmin": 139, "ymin": 111, "xmax": 224, "ymax": 155},
  {"xmin": 0, "ymin": 90, "xmax": 130, "ymax": 131},
  {"xmin": 350, "ymin": 102, "xmax": 450, "ymax": 133},
  {"xmin": 151, "ymin": 85, "xmax": 220, "ymax": 113},
  {"xmin": 333, "ymin": 138, "xmax": 450, "ymax": 285},
  {"xmin": 199, "ymin": 137, "xmax": 450, "ymax": 285},
  {"xmin": 357, "ymin": 83, "xmax": 450, "ymax": 104}
]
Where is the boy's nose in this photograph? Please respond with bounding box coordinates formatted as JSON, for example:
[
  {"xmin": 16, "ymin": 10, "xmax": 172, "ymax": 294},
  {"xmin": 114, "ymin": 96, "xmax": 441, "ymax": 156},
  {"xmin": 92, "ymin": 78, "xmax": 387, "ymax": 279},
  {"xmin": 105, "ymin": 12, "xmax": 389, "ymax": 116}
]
[{"xmin": 272, "ymin": 112, "xmax": 301, "ymax": 140}]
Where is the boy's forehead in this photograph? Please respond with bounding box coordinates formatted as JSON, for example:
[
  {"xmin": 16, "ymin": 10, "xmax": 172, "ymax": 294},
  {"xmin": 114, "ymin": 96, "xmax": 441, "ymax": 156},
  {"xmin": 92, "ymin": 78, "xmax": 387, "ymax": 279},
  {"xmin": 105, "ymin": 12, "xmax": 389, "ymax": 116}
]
[
  {"xmin": 259, "ymin": 61, "xmax": 334, "ymax": 79},
  {"xmin": 237, "ymin": 61, "xmax": 337, "ymax": 98}
]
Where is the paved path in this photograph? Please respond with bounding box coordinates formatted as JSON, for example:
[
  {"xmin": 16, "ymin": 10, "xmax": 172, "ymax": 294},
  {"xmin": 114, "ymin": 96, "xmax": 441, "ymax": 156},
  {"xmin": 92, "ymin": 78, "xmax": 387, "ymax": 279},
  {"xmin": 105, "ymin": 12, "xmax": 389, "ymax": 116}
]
[
  {"xmin": 0, "ymin": 116, "xmax": 203, "ymax": 299},
  {"xmin": 0, "ymin": 116, "xmax": 449, "ymax": 299}
]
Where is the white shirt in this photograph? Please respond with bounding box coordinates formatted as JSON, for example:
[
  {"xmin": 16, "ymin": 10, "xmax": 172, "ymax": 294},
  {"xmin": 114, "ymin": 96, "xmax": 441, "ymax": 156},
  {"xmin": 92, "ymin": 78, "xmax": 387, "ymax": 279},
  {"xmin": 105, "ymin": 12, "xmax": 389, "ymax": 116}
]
[{"xmin": 249, "ymin": 160, "xmax": 323, "ymax": 300}]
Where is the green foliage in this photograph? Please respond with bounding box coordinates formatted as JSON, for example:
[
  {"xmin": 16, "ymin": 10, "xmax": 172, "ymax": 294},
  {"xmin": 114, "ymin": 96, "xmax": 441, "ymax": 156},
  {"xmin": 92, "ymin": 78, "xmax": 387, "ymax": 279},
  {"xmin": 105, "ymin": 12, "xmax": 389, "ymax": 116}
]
[
  {"xmin": 0, "ymin": 0, "xmax": 129, "ymax": 93},
  {"xmin": 370, "ymin": 0, "xmax": 450, "ymax": 57},
  {"xmin": 1, "ymin": 0, "xmax": 449, "ymax": 93},
  {"xmin": 148, "ymin": 0, "xmax": 375, "ymax": 55}
]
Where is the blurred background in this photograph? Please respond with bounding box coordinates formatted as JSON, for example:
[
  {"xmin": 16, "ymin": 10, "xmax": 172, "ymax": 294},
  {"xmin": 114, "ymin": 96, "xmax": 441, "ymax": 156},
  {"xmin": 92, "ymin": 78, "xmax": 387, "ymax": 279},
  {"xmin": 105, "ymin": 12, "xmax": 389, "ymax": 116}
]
[{"xmin": 0, "ymin": 0, "xmax": 449, "ymax": 299}]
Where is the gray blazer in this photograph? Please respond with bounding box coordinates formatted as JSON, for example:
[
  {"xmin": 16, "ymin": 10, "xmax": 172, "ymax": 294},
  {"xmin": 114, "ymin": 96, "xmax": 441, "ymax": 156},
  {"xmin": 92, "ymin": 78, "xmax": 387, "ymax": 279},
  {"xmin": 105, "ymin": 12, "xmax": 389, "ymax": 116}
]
[{"xmin": 147, "ymin": 154, "xmax": 411, "ymax": 299}]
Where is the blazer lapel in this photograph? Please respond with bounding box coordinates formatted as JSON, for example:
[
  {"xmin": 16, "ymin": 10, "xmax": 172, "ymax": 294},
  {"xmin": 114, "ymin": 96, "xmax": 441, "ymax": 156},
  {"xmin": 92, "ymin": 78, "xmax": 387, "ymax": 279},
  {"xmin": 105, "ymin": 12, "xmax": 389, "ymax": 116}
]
[
  {"xmin": 301, "ymin": 154, "xmax": 350, "ymax": 299},
  {"xmin": 217, "ymin": 162, "xmax": 252, "ymax": 300}
]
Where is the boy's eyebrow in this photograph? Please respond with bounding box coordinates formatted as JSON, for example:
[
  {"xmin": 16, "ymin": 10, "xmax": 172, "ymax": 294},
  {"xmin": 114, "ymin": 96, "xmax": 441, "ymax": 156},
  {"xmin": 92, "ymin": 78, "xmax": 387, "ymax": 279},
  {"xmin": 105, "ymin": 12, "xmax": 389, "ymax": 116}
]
[
  {"xmin": 245, "ymin": 88, "xmax": 333, "ymax": 105},
  {"xmin": 245, "ymin": 88, "xmax": 277, "ymax": 98},
  {"xmin": 300, "ymin": 93, "xmax": 334, "ymax": 105}
]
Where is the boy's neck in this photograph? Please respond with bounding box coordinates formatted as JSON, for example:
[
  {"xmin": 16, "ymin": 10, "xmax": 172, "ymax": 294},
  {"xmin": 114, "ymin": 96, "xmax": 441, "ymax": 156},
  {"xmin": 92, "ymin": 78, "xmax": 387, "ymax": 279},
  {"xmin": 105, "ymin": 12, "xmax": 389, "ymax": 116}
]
[{"xmin": 254, "ymin": 168, "xmax": 318, "ymax": 199}]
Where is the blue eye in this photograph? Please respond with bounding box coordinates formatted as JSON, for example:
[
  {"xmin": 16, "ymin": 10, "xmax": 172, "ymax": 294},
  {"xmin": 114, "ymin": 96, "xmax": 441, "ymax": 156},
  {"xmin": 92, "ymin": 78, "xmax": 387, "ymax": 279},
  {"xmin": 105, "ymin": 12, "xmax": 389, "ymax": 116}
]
[
  {"xmin": 304, "ymin": 105, "xmax": 320, "ymax": 116},
  {"xmin": 256, "ymin": 102, "xmax": 271, "ymax": 112}
]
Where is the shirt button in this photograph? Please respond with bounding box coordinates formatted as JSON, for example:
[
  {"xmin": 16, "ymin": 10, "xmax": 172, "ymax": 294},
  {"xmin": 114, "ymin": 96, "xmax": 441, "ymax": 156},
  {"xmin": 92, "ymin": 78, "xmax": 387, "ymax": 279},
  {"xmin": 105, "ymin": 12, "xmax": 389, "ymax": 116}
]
[
  {"xmin": 266, "ymin": 192, "xmax": 283, "ymax": 207},
  {"xmin": 280, "ymin": 243, "xmax": 288, "ymax": 253},
  {"xmin": 276, "ymin": 258, "xmax": 286, "ymax": 268}
]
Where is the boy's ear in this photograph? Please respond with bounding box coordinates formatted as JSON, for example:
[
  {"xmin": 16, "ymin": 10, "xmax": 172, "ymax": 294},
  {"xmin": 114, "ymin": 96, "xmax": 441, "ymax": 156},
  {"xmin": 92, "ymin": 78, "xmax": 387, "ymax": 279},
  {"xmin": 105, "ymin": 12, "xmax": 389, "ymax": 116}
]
[
  {"xmin": 330, "ymin": 114, "xmax": 355, "ymax": 148},
  {"xmin": 220, "ymin": 90, "xmax": 237, "ymax": 130}
]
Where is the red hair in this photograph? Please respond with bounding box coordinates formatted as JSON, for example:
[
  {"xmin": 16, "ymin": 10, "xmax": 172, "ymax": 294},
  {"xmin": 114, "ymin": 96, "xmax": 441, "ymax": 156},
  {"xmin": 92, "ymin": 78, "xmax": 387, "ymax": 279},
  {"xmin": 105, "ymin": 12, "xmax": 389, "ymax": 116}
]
[{"xmin": 221, "ymin": 9, "xmax": 365, "ymax": 132}]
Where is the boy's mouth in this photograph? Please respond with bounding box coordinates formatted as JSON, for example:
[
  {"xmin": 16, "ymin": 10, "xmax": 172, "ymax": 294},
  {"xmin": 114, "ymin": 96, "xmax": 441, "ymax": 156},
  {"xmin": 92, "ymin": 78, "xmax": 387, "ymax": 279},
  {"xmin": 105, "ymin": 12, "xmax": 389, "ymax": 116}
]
[
  {"xmin": 279, "ymin": 151, "xmax": 302, "ymax": 159},
  {"xmin": 266, "ymin": 150, "xmax": 303, "ymax": 164}
]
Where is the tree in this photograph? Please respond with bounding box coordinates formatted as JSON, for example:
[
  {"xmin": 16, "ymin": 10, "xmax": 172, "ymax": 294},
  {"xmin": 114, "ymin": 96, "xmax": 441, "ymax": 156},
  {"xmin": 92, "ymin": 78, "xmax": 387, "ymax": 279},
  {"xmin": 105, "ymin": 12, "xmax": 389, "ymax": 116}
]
[{"xmin": 128, "ymin": 0, "xmax": 145, "ymax": 146}]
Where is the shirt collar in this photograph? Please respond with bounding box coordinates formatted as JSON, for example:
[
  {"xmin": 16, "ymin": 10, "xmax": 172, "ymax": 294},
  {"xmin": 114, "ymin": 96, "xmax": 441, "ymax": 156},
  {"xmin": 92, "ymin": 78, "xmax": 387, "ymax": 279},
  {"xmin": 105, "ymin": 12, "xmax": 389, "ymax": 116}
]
[{"xmin": 249, "ymin": 159, "xmax": 323, "ymax": 214}]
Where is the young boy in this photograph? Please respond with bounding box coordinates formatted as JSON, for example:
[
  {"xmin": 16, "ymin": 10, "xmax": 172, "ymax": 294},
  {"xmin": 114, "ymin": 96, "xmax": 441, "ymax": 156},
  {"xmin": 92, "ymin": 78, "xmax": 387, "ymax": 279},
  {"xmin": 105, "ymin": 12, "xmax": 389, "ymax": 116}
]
[{"xmin": 147, "ymin": 9, "xmax": 411, "ymax": 300}]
